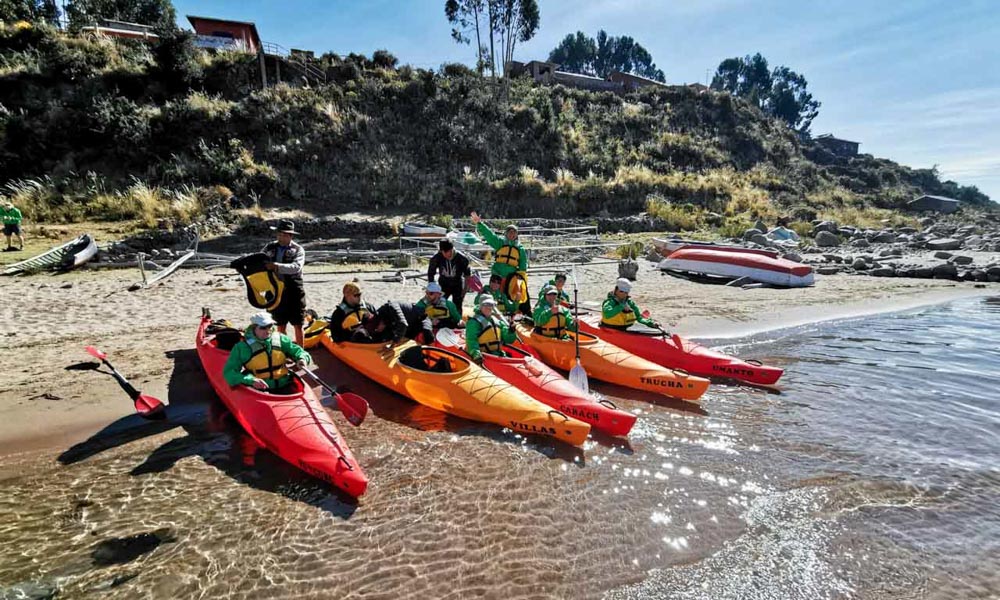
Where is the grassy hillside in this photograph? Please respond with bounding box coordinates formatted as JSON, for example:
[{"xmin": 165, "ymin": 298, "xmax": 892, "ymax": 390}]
[{"xmin": 0, "ymin": 21, "xmax": 991, "ymax": 233}]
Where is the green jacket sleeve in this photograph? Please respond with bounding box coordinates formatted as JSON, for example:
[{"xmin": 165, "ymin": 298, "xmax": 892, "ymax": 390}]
[
  {"xmin": 223, "ymin": 343, "xmax": 255, "ymax": 387},
  {"xmin": 465, "ymin": 317, "xmax": 484, "ymax": 360},
  {"xmin": 476, "ymin": 221, "xmax": 502, "ymax": 250},
  {"xmin": 602, "ymin": 296, "xmax": 627, "ymax": 320},
  {"xmin": 517, "ymin": 243, "xmax": 527, "ymax": 272},
  {"xmin": 630, "ymin": 299, "xmax": 656, "ymax": 327},
  {"xmin": 532, "ymin": 303, "xmax": 554, "ymax": 325},
  {"xmin": 415, "ymin": 298, "xmax": 428, "ymax": 311},
  {"xmin": 281, "ymin": 335, "xmax": 311, "ymax": 364},
  {"xmin": 447, "ymin": 300, "xmax": 462, "ymax": 324},
  {"xmin": 499, "ymin": 319, "xmax": 517, "ymax": 344}
]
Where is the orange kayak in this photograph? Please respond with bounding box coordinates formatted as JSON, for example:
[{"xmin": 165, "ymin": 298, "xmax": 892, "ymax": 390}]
[
  {"xmin": 321, "ymin": 337, "xmax": 591, "ymax": 445},
  {"xmin": 514, "ymin": 323, "xmax": 710, "ymax": 402}
]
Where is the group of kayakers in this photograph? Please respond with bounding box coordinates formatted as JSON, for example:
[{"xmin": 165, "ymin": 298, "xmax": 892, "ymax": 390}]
[{"xmin": 224, "ymin": 215, "xmax": 660, "ymax": 391}]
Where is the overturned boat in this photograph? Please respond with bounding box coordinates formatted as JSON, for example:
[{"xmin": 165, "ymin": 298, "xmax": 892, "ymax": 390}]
[
  {"xmin": 658, "ymin": 246, "xmax": 814, "ymax": 287},
  {"xmin": 2, "ymin": 234, "xmax": 98, "ymax": 275}
]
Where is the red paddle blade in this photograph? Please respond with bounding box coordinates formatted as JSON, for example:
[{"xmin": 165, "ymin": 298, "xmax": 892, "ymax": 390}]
[
  {"xmin": 336, "ymin": 392, "xmax": 369, "ymax": 427},
  {"xmin": 134, "ymin": 394, "xmax": 166, "ymax": 420},
  {"xmin": 85, "ymin": 345, "xmax": 107, "ymax": 361}
]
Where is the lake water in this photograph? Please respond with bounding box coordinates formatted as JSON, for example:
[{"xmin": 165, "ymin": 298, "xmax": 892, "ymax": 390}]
[{"xmin": 1, "ymin": 297, "xmax": 998, "ymax": 599}]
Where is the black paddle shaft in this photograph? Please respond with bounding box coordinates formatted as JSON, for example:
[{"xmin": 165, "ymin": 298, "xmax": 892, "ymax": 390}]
[{"xmin": 102, "ymin": 360, "xmax": 142, "ymax": 400}]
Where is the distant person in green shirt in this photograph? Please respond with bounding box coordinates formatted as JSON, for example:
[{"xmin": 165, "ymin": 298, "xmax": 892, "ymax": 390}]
[
  {"xmin": 537, "ymin": 272, "xmax": 571, "ymax": 306},
  {"xmin": 223, "ymin": 312, "xmax": 311, "ymax": 392},
  {"xmin": 465, "ymin": 296, "xmax": 516, "ymax": 365},
  {"xmin": 415, "ymin": 282, "xmax": 464, "ymax": 329},
  {"xmin": 601, "ymin": 278, "xmax": 660, "ymax": 331},
  {"xmin": 475, "ymin": 274, "xmax": 518, "ymax": 315},
  {"xmin": 470, "ymin": 210, "xmax": 530, "ymax": 314},
  {"xmin": 532, "ymin": 285, "xmax": 577, "ymax": 339},
  {"xmin": 2, "ymin": 201, "xmax": 24, "ymax": 251}
]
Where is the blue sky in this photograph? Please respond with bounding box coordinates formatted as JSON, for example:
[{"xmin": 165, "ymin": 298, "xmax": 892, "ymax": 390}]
[{"xmin": 173, "ymin": 0, "xmax": 999, "ymax": 201}]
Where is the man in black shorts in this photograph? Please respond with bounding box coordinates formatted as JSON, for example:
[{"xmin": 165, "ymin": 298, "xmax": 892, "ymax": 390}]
[{"xmin": 262, "ymin": 219, "xmax": 307, "ymax": 345}]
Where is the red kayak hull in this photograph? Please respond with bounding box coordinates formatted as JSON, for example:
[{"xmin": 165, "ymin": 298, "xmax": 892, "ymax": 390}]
[
  {"xmin": 578, "ymin": 320, "xmax": 783, "ymax": 386},
  {"xmin": 196, "ymin": 317, "xmax": 368, "ymax": 497},
  {"xmin": 435, "ymin": 333, "xmax": 636, "ymax": 437}
]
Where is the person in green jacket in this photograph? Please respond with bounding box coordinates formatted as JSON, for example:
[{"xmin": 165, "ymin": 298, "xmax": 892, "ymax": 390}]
[
  {"xmin": 601, "ymin": 278, "xmax": 660, "ymax": 331},
  {"xmin": 223, "ymin": 312, "xmax": 312, "ymax": 392},
  {"xmin": 537, "ymin": 272, "xmax": 571, "ymax": 306},
  {"xmin": 475, "ymin": 274, "xmax": 518, "ymax": 315},
  {"xmin": 415, "ymin": 281, "xmax": 464, "ymax": 329},
  {"xmin": 2, "ymin": 201, "xmax": 24, "ymax": 251},
  {"xmin": 465, "ymin": 296, "xmax": 516, "ymax": 364},
  {"xmin": 532, "ymin": 285, "xmax": 577, "ymax": 339},
  {"xmin": 471, "ymin": 210, "xmax": 530, "ymax": 314}
]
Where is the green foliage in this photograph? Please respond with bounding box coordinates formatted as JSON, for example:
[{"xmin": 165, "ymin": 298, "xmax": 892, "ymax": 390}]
[
  {"xmin": 65, "ymin": 0, "xmax": 176, "ymax": 31},
  {"xmin": 0, "ymin": 0, "xmax": 58, "ymax": 23},
  {"xmin": 445, "ymin": 0, "xmax": 539, "ymax": 76},
  {"xmin": 615, "ymin": 240, "xmax": 644, "ymax": 259},
  {"xmin": 712, "ymin": 52, "xmax": 820, "ymax": 133},
  {"xmin": 549, "ymin": 29, "xmax": 665, "ymax": 81},
  {"xmin": 645, "ymin": 195, "xmax": 701, "ymax": 230}
]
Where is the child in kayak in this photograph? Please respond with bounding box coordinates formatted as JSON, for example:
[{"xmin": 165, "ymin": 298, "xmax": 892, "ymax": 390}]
[
  {"xmin": 601, "ymin": 278, "xmax": 660, "ymax": 331},
  {"xmin": 532, "ymin": 285, "xmax": 577, "ymax": 339},
  {"xmin": 223, "ymin": 312, "xmax": 311, "ymax": 392},
  {"xmin": 416, "ymin": 282, "xmax": 463, "ymax": 329},
  {"xmin": 465, "ymin": 296, "xmax": 517, "ymax": 365}
]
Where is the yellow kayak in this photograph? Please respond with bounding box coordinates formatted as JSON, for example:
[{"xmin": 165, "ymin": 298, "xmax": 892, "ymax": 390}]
[
  {"xmin": 514, "ymin": 323, "xmax": 710, "ymax": 402},
  {"xmin": 320, "ymin": 337, "xmax": 591, "ymax": 445}
]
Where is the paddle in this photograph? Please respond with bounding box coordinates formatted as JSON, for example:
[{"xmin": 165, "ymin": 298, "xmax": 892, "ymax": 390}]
[
  {"xmin": 640, "ymin": 309, "xmax": 681, "ymax": 345},
  {"xmin": 84, "ymin": 346, "xmax": 166, "ymax": 420},
  {"xmin": 293, "ymin": 366, "xmax": 368, "ymax": 427},
  {"xmin": 568, "ymin": 266, "xmax": 589, "ymax": 393}
]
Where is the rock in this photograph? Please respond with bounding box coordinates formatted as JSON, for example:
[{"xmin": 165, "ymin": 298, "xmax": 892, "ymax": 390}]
[
  {"xmin": 969, "ymin": 269, "xmax": 988, "ymax": 282},
  {"xmin": 879, "ymin": 248, "xmax": 903, "ymax": 257},
  {"xmin": 816, "ymin": 266, "xmax": 841, "ymax": 275},
  {"xmin": 815, "ymin": 231, "xmax": 841, "ymax": 247},
  {"xmin": 850, "ymin": 238, "xmax": 871, "ymax": 248},
  {"xmin": 811, "ymin": 220, "xmax": 839, "ymax": 236},
  {"xmin": 783, "ymin": 252, "xmax": 803, "ymax": 263},
  {"xmin": 743, "ymin": 228, "xmax": 762, "ymax": 241},
  {"xmin": 989, "ymin": 274, "xmax": 1000, "ymax": 283},
  {"xmin": 646, "ymin": 249, "xmax": 663, "ymax": 263},
  {"xmin": 987, "ymin": 266, "xmax": 1000, "ymax": 277},
  {"xmin": 913, "ymin": 267, "xmax": 934, "ymax": 278},
  {"xmin": 934, "ymin": 251, "xmax": 954, "ymax": 259},
  {"xmin": 949, "ymin": 255, "xmax": 973, "ymax": 266},
  {"xmin": 870, "ymin": 267, "xmax": 896, "ymax": 277},
  {"xmin": 823, "ymin": 254, "xmax": 843, "ymax": 263},
  {"xmin": 860, "ymin": 254, "xmax": 874, "ymax": 263},
  {"xmin": 60, "ymin": 282, "xmax": 73, "ymax": 289},
  {"xmin": 896, "ymin": 226, "xmax": 917, "ymax": 234},
  {"xmin": 926, "ymin": 238, "xmax": 962, "ymax": 251},
  {"xmin": 872, "ymin": 231, "xmax": 897, "ymax": 244},
  {"xmin": 932, "ymin": 263, "xmax": 959, "ymax": 280},
  {"xmin": 852, "ymin": 258, "xmax": 868, "ymax": 270},
  {"xmin": 749, "ymin": 233, "xmax": 770, "ymax": 247},
  {"xmin": 753, "ymin": 220, "xmax": 768, "ymax": 234},
  {"xmin": 839, "ymin": 227, "xmax": 857, "ymax": 237}
]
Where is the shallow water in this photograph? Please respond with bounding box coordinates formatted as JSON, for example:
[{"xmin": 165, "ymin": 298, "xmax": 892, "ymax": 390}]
[{"xmin": 1, "ymin": 298, "xmax": 998, "ymax": 599}]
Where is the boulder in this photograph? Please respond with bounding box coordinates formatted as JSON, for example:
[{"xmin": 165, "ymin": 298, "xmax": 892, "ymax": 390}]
[
  {"xmin": 871, "ymin": 231, "xmax": 897, "ymax": 244},
  {"xmin": 932, "ymin": 263, "xmax": 959, "ymax": 280},
  {"xmin": 743, "ymin": 228, "xmax": 763, "ymax": 241},
  {"xmin": 816, "ymin": 266, "xmax": 841, "ymax": 275},
  {"xmin": 933, "ymin": 251, "xmax": 954, "ymax": 259},
  {"xmin": 987, "ymin": 266, "xmax": 1000, "ymax": 277},
  {"xmin": 949, "ymin": 255, "xmax": 974, "ymax": 266},
  {"xmin": 969, "ymin": 269, "xmax": 988, "ymax": 282},
  {"xmin": 870, "ymin": 267, "xmax": 896, "ymax": 277},
  {"xmin": 811, "ymin": 221, "xmax": 839, "ymax": 236},
  {"xmin": 879, "ymin": 248, "xmax": 903, "ymax": 257},
  {"xmin": 926, "ymin": 238, "xmax": 962, "ymax": 251},
  {"xmin": 852, "ymin": 258, "xmax": 868, "ymax": 270},
  {"xmin": 815, "ymin": 231, "xmax": 842, "ymax": 247},
  {"xmin": 839, "ymin": 227, "xmax": 857, "ymax": 237},
  {"xmin": 913, "ymin": 267, "xmax": 935, "ymax": 279},
  {"xmin": 919, "ymin": 217, "xmax": 935, "ymax": 227},
  {"xmin": 896, "ymin": 226, "xmax": 917, "ymax": 234},
  {"xmin": 749, "ymin": 233, "xmax": 770, "ymax": 247},
  {"xmin": 753, "ymin": 220, "xmax": 768, "ymax": 234},
  {"xmin": 823, "ymin": 254, "xmax": 843, "ymax": 263},
  {"xmin": 850, "ymin": 238, "xmax": 871, "ymax": 248},
  {"xmin": 783, "ymin": 252, "xmax": 803, "ymax": 263}
]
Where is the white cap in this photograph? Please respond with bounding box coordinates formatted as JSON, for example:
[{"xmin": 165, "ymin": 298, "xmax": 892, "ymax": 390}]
[
  {"xmin": 480, "ymin": 296, "xmax": 497, "ymax": 306},
  {"xmin": 250, "ymin": 311, "xmax": 275, "ymax": 327},
  {"xmin": 426, "ymin": 281, "xmax": 443, "ymax": 293},
  {"xmin": 616, "ymin": 278, "xmax": 632, "ymax": 293},
  {"xmin": 542, "ymin": 284, "xmax": 557, "ymax": 296}
]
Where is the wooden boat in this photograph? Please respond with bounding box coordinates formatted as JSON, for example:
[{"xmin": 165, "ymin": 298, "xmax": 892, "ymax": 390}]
[
  {"xmin": 402, "ymin": 222, "xmax": 447, "ymax": 238},
  {"xmin": 2, "ymin": 234, "xmax": 98, "ymax": 275},
  {"xmin": 658, "ymin": 247, "xmax": 814, "ymax": 287}
]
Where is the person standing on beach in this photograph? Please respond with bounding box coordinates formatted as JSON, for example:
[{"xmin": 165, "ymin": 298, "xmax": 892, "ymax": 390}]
[
  {"xmin": 262, "ymin": 219, "xmax": 307, "ymax": 345},
  {"xmin": 601, "ymin": 278, "xmax": 660, "ymax": 331},
  {"xmin": 471, "ymin": 211, "xmax": 530, "ymax": 314},
  {"xmin": 427, "ymin": 239, "xmax": 471, "ymax": 309},
  {"xmin": 2, "ymin": 201, "xmax": 24, "ymax": 252}
]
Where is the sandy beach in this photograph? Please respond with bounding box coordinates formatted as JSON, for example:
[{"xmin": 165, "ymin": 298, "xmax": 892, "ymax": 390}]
[{"xmin": 0, "ymin": 258, "xmax": 993, "ymax": 458}]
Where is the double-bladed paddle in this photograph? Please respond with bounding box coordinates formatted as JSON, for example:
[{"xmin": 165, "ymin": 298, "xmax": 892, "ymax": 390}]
[
  {"xmin": 84, "ymin": 346, "xmax": 166, "ymax": 420},
  {"xmin": 293, "ymin": 367, "xmax": 368, "ymax": 427}
]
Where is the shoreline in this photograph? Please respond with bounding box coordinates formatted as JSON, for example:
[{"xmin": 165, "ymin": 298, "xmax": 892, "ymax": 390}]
[{"xmin": 0, "ymin": 260, "xmax": 997, "ymax": 459}]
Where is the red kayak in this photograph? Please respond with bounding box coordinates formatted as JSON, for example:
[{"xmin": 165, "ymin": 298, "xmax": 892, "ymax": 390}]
[
  {"xmin": 435, "ymin": 329, "xmax": 636, "ymax": 437},
  {"xmin": 196, "ymin": 316, "xmax": 368, "ymax": 497},
  {"xmin": 578, "ymin": 320, "xmax": 783, "ymax": 386}
]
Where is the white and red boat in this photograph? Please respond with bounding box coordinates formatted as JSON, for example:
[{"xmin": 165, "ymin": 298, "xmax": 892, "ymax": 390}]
[{"xmin": 658, "ymin": 246, "xmax": 814, "ymax": 287}]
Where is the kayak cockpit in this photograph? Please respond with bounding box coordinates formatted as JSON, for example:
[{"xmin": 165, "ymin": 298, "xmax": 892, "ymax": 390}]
[{"xmin": 398, "ymin": 346, "xmax": 471, "ymax": 375}]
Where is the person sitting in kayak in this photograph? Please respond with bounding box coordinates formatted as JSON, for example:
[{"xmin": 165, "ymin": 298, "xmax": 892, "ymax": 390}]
[
  {"xmin": 532, "ymin": 285, "xmax": 577, "ymax": 339},
  {"xmin": 223, "ymin": 312, "xmax": 311, "ymax": 392},
  {"xmin": 471, "ymin": 211, "xmax": 530, "ymax": 315},
  {"xmin": 416, "ymin": 282, "xmax": 463, "ymax": 329},
  {"xmin": 601, "ymin": 278, "xmax": 660, "ymax": 331},
  {"xmin": 537, "ymin": 272, "xmax": 571, "ymax": 306},
  {"xmin": 475, "ymin": 274, "xmax": 518, "ymax": 315},
  {"xmin": 329, "ymin": 282, "xmax": 379, "ymax": 342},
  {"xmin": 465, "ymin": 296, "xmax": 517, "ymax": 365}
]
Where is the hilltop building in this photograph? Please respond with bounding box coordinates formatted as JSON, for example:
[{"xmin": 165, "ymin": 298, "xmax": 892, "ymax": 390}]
[{"xmin": 815, "ymin": 134, "xmax": 860, "ymax": 157}]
